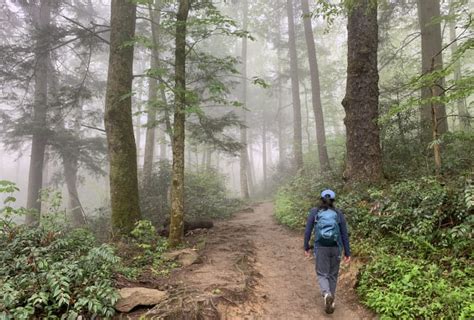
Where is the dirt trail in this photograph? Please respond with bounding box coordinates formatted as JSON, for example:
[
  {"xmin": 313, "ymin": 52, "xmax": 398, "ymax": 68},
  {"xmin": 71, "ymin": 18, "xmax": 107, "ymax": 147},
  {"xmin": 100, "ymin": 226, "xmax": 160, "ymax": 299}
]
[{"xmin": 174, "ymin": 202, "xmax": 374, "ymax": 319}]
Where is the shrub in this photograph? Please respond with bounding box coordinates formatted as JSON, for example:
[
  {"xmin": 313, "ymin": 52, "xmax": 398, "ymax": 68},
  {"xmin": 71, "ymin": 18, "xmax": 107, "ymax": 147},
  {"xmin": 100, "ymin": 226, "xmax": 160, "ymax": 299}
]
[
  {"xmin": 184, "ymin": 168, "xmax": 242, "ymax": 219},
  {"xmin": 274, "ymin": 170, "xmax": 343, "ymax": 229},
  {"xmin": 0, "ymin": 227, "xmax": 120, "ymax": 319},
  {"xmin": 140, "ymin": 163, "xmax": 242, "ymax": 224},
  {"xmin": 115, "ymin": 220, "xmax": 178, "ymax": 278},
  {"xmin": 0, "ymin": 181, "xmax": 120, "ymax": 319},
  {"xmin": 139, "ymin": 160, "xmax": 172, "ymax": 225},
  {"xmin": 357, "ymin": 256, "xmax": 474, "ymax": 319}
]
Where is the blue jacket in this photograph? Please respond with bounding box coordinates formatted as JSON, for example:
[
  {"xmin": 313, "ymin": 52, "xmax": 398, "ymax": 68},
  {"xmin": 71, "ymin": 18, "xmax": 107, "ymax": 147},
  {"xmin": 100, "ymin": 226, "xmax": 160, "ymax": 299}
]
[{"xmin": 304, "ymin": 207, "xmax": 351, "ymax": 257}]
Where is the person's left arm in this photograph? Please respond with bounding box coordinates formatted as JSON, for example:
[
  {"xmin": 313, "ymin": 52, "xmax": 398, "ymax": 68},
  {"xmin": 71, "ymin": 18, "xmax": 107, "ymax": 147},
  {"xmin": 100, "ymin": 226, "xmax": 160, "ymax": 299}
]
[{"xmin": 304, "ymin": 209, "xmax": 317, "ymax": 252}]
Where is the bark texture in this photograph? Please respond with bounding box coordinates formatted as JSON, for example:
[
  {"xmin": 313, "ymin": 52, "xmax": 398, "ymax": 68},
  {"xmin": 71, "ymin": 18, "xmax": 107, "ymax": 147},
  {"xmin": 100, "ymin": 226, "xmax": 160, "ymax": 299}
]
[
  {"xmin": 417, "ymin": 0, "xmax": 448, "ymax": 142},
  {"xmin": 169, "ymin": 0, "xmax": 190, "ymax": 247},
  {"xmin": 286, "ymin": 0, "xmax": 303, "ymax": 171},
  {"xmin": 301, "ymin": 0, "xmax": 330, "ymax": 171},
  {"xmin": 104, "ymin": 0, "xmax": 141, "ymax": 235},
  {"xmin": 341, "ymin": 0, "xmax": 383, "ymax": 183},
  {"xmin": 26, "ymin": 0, "xmax": 51, "ymax": 224},
  {"xmin": 239, "ymin": 0, "xmax": 250, "ymax": 199}
]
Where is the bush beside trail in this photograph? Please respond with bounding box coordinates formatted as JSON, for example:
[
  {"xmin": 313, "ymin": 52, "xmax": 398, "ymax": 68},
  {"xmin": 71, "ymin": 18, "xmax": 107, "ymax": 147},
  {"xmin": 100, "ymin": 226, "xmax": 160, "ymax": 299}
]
[
  {"xmin": 274, "ymin": 173, "xmax": 474, "ymax": 319},
  {"xmin": 0, "ymin": 168, "xmax": 243, "ymax": 319}
]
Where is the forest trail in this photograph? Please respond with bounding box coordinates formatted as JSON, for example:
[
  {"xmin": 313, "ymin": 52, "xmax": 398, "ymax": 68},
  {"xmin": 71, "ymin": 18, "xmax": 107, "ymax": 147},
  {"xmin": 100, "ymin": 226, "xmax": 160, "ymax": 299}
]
[{"xmin": 170, "ymin": 203, "xmax": 375, "ymax": 319}]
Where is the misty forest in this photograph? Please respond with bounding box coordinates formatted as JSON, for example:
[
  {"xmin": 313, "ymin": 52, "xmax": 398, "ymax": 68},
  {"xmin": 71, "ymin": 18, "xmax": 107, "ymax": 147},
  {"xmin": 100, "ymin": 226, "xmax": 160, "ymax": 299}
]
[{"xmin": 0, "ymin": 0, "xmax": 473, "ymax": 318}]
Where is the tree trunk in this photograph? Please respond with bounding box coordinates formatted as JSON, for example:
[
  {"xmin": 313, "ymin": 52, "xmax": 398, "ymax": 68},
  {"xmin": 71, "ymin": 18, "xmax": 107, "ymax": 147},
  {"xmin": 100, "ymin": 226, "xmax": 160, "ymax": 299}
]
[
  {"xmin": 239, "ymin": 0, "xmax": 250, "ymax": 199},
  {"xmin": 159, "ymin": 128, "xmax": 167, "ymax": 160},
  {"xmin": 169, "ymin": 0, "xmax": 190, "ymax": 247},
  {"xmin": 206, "ymin": 147, "xmax": 212, "ymax": 170},
  {"xmin": 135, "ymin": 103, "xmax": 142, "ymax": 162},
  {"xmin": 417, "ymin": 0, "xmax": 448, "ymax": 142},
  {"xmin": 448, "ymin": 1, "xmax": 470, "ymax": 130},
  {"xmin": 286, "ymin": 0, "xmax": 303, "ymax": 171},
  {"xmin": 143, "ymin": 0, "xmax": 162, "ymax": 182},
  {"xmin": 216, "ymin": 152, "xmax": 221, "ymax": 172},
  {"xmin": 104, "ymin": 0, "xmax": 141, "ymax": 235},
  {"xmin": 301, "ymin": 0, "xmax": 330, "ymax": 171},
  {"xmin": 26, "ymin": 0, "xmax": 51, "ymax": 225},
  {"xmin": 50, "ymin": 54, "xmax": 87, "ymax": 228},
  {"xmin": 277, "ymin": 55, "xmax": 285, "ymax": 163},
  {"xmin": 267, "ymin": 134, "xmax": 272, "ymax": 168},
  {"xmin": 262, "ymin": 120, "xmax": 267, "ymax": 190},
  {"xmin": 341, "ymin": 0, "xmax": 383, "ymax": 183},
  {"xmin": 64, "ymin": 155, "xmax": 86, "ymax": 227},
  {"xmin": 247, "ymin": 144, "xmax": 255, "ymax": 195}
]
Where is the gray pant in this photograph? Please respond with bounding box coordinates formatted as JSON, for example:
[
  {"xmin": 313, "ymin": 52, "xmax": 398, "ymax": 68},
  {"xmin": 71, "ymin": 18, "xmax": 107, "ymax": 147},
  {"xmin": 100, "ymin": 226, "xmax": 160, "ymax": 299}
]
[{"xmin": 314, "ymin": 246, "xmax": 341, "ymax": 297}]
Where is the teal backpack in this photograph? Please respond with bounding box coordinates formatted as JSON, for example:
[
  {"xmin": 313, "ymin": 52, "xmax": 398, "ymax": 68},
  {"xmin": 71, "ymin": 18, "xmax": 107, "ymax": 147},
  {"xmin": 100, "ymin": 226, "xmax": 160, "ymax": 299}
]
[{"xmin": 315, "ymin": 208, "xmax": 341, "ymax": 246}]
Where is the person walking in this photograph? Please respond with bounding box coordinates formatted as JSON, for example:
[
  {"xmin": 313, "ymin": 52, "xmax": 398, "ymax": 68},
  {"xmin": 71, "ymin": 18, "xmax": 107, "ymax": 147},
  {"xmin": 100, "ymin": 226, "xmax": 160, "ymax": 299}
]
[{"xmin": 304, "ymin": 189, "xmax": 351, "ymax": 314}]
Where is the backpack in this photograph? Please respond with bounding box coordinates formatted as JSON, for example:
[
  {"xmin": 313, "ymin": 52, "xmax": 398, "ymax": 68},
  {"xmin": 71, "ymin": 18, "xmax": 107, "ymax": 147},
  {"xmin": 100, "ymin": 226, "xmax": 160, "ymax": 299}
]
[{"xmin": 315, "ymin": 208, "xmax": 341, "ymax": 246}]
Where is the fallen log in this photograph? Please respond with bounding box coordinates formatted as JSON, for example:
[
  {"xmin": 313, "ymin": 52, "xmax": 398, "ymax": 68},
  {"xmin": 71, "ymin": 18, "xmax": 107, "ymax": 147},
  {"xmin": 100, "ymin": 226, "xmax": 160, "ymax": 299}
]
[{"xmin": 159, "ymin": 219, "xmax": 214, "ymax": 237}]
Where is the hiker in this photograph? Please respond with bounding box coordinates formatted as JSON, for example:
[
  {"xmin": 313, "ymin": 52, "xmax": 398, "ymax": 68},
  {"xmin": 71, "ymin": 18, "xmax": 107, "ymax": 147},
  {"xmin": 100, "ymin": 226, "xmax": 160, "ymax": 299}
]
[{"xmin": 304, "ymin": 189, "xmax": 351, "ymax": 314}]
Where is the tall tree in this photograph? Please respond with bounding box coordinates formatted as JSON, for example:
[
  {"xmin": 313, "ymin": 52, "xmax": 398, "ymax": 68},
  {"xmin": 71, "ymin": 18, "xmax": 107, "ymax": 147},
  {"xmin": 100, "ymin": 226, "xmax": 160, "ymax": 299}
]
[
  {"xmin": 286, "ymin": 0, "xmax": 303, "ymax": 171},
  {"xmin": 342, "ymin": 0, "xmax": 383, "ymax": 183},
  {"xmin": 239, "ymin": 0, "xmax": 250, "ymax": 199},
  {"xmin": 262, "ymin": 119, "xmax": 267, "ymax": 190},
  {"xmin": 448, "ymin": 0, "xmax": 470, "ymax": 130},
  {"xmin": 143, "ymin": 0, "xmax": 162, "ymax": 184},
  {"xmin": 24, "ymin": 0, "xmax": 52, "ymax": 224},
  {"xmin": 104, "ymin": 0, "xmax": 141, "ymax": 235},
  {"xmin": 301, "ymin": 0, "xmax": 330, "ymax": 171},
  {"xmin": 169, "ymin": 0, "xmax": 190, "ymax": 247},
  {"xmin": 417, "ymin": 0, "xmax": 449, "ymax": 142}
]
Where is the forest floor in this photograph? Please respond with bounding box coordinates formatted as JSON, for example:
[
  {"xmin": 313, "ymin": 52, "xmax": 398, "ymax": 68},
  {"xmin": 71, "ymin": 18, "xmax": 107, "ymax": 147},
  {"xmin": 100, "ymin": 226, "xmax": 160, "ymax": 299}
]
[{"xmin": 118, "ymin": 203, "xmax": 375, "ymax": 319}]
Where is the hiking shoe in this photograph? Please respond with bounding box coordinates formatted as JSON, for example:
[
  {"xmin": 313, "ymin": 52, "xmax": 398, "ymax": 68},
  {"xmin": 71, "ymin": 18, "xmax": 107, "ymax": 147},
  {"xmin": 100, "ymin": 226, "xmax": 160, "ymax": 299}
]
[{"xmin": 324, "ymin": 293, "xmax": 334, "ymax": 314}]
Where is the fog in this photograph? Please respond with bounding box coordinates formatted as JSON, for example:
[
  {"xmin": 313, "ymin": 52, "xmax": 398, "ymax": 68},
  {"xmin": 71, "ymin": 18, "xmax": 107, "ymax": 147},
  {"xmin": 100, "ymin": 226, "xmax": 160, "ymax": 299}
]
[{"xmin": 0, "ymin": 0, "xmax": 472, "ymax": 227}]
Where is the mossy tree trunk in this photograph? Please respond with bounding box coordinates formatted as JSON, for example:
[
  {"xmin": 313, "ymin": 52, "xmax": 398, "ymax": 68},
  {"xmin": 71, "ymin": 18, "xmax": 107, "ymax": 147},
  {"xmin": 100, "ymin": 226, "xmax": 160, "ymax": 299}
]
[
  {"xmin": 301, "ymin": 0, "xmax": 330, "ymax": 172},
  {"xmin": 341, "ymin": 0, "xmax": 383, "ymax": 183},
  {"xmin": 286, "ymin": 0, "xmax": 303, "ymax": 172},
  {"xmin": 169, "ymin": 0, "xmax": 190, "ymax": 247},
  {"xmin": 104, "ymin": 0, "xmax": 141, "ymax": 235}
]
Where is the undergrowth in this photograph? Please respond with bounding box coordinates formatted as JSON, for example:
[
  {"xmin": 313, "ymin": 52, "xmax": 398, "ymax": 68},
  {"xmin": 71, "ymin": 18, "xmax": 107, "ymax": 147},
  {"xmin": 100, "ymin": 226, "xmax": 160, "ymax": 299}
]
[{"xmin": 0, "ymin": 181, "xmax": 179, "ymax": 319}]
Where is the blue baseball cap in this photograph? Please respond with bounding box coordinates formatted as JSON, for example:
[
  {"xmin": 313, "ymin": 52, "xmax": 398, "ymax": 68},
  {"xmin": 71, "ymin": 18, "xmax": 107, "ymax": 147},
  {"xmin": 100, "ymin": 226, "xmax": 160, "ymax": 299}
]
[{"xmin": 321, "ymin": 189, "xmax": 336, "ymax": 200}]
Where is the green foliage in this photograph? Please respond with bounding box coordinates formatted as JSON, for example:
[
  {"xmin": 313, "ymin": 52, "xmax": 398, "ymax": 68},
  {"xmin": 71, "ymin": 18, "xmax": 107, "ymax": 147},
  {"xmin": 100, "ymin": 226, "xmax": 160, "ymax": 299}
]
[
  {"xmin": 441, "ymin": 132, "xmax": 474, "ymax": 175},
  {"xmin": 0, "ymin": 183, "xmax": 120, "ymax": 319},
  {"xmin": 0, "ymin": 227, "xmax": 119, "ymax": 319},
  {"xmin": 345, "ymin": 177, "xmax": 473, "ymax": 319},
  {"xmin": 140, "ymin": 160, "xmax": 172, "ymax": 225},
  {"xmin": 342, "ymin": 177, "xmax": 474, "ymax": 257},
  {"xmin": 184, "ymin": 168, "xmax": 242, "ymax": 219},
  {"xmin": 140, "ymin": 162, "xmax": 242, "ymax": 224},
  {"xmin": 274, "ymin": 164, "xmax": 473, "ymax": 318},
  {"xmin": 117, "ymin": 220, "xmax": 176, "ymax": 277},
  {"xmin": 0, "ymin": 180, "xmax": 25, "ymax": 229},
  {"xmin": 357, "ymin": 256, "xmax": 474, "ymax": 319},
  {"xmin": 274, "ymin": 169, "xmax": 343, "ymax": 229}
]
